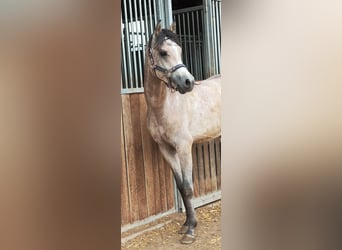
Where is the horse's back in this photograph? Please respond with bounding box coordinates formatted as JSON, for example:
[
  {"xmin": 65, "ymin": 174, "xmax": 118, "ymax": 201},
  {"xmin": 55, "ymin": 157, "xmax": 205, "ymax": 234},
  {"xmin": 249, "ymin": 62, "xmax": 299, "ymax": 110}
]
[
  {"xmin": 188, "ymin": 74, "xmax": 221, "ymax": 142},
  {"xmin": 194, "ymin": 74, "xmax": 221, "ymax": 98},
  {"xmin": 195, "ymin": 74, "xmax": 221, "ymax": 85}
]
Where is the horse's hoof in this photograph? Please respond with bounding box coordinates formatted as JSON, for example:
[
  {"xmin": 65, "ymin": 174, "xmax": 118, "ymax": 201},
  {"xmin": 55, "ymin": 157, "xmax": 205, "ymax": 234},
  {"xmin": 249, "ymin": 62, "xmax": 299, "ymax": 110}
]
[
  {"xmin": 178, "ymin": 225, "xmax": 188, "ymax": 234},
  {"xmin": 180, "ymin": 233, "xmax": 196, "ymax": 244}
]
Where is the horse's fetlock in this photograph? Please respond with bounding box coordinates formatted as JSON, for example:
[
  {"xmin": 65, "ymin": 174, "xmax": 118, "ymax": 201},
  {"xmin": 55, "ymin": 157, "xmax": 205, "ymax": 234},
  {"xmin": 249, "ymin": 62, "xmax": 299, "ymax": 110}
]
[{"xmin": 193, "ymin": 219, "xmax": 197, "ymax": 228}]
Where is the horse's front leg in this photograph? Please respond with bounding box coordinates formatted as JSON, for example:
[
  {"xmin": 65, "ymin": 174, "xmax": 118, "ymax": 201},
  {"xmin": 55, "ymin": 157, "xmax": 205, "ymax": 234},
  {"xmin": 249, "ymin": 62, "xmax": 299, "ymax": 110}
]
[
  {"xmin": 177, "ymin": 142, "xmax": 197, "ymax": 244},
  {"xmin": 158, "ymin": 142, "xmax": 197, "ymax": 244}
]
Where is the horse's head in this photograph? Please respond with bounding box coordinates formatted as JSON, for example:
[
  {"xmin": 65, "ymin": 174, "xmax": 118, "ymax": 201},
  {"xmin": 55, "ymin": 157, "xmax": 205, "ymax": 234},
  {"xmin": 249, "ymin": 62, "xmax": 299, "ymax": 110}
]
[{"xmin": 148, "ymin": 20, "xmax": 195, "ymax": 94}]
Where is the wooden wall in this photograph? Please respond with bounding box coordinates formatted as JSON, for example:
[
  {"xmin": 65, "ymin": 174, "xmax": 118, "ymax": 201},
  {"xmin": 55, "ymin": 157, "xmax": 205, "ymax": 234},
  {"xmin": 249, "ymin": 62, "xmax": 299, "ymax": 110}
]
[
  {"xmin": 121, "ymin": 93, "xmax": 175, "ymax": 226},
  {"xmin": 121, "ymin": 93, "xmax": 221, "ymax": 226},
  {"xmin": 192, "ymin": 138, "xmax": 221, "ymax": 199}
]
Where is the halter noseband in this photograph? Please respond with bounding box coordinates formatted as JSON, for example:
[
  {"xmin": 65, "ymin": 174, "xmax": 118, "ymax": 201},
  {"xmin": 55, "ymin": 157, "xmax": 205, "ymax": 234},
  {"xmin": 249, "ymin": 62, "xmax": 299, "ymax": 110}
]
[
  {"xmin": 148, "ymin": 37, "xmax": 186, "ymax": 91},
  {"xmin": 152, "ymin": 62, "xmax": 186, "ymax": 75}
]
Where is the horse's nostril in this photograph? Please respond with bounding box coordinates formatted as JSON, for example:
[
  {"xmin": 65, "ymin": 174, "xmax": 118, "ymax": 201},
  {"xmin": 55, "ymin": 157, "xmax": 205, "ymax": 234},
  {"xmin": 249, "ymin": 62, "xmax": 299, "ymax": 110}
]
[{"xmin": 185, "ymin": 79, "xmax": 191, "ymax": 87}]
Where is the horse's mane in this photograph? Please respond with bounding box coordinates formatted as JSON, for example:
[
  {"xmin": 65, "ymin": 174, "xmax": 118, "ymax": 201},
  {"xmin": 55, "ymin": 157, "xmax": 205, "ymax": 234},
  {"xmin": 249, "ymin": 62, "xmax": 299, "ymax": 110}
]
[{"xmin": 149, "ymin": 29, "xmax": 181, "ymax": 49}]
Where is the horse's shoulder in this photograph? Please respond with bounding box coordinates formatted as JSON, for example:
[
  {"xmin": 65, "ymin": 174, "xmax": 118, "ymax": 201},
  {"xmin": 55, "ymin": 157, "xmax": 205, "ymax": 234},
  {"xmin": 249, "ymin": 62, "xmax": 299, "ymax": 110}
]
[{"xmin": 146, "ymin": 117, "xmax": 163, "ymax": 143}]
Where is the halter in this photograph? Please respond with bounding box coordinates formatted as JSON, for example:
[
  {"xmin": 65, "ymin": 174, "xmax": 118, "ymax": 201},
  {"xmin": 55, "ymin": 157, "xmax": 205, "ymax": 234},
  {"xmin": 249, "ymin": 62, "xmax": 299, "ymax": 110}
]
[{"xmin": 148, "ymin": 37, "xmax": 186, "ymax": 91}]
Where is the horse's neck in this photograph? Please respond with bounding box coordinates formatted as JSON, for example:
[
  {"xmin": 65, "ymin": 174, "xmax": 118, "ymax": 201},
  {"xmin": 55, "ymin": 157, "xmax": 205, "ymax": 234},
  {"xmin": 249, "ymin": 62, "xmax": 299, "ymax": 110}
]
[{"xmin": 144, "ymin": 72, "xmax": 169, "ymax": 111}]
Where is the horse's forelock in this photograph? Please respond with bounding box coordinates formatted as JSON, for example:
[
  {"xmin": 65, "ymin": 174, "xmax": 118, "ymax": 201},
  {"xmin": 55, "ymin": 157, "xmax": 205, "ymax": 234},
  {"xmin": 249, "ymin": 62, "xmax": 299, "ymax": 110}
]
[{"xmin": 150, "ymin": 29, "xmax": 181, "ymax": 49}]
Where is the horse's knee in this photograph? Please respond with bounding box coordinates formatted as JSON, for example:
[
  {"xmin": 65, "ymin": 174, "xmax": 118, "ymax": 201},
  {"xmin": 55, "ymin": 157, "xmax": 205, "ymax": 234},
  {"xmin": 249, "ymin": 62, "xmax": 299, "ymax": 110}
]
[
  {"xmin": 184, "ymin": 187, "xmax": 193, "ymax": 197},
  {"xmin": 183, "ymin": 181, "xmax": 193, "ymax": 198}
]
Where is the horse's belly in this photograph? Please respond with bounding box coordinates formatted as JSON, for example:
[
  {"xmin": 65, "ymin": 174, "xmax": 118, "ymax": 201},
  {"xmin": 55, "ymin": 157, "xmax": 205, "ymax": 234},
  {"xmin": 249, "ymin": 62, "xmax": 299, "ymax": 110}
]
[
  {"xmin": 192, "ymin": 123, "xmax": 221, "ymax": 143},
  {"xmin": 194, "ymin": 135, "xmax": 220, "ymax": 144}
]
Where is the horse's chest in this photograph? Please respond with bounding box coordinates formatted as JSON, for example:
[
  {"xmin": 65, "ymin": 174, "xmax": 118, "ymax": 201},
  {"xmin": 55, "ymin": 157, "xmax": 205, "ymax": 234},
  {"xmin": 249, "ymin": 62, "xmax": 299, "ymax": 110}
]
[
  {"xmin": 148, "ymin": 122, "xmax": 170, "ymax": 144},
  {"xmin": 147, "ymin": 113, "xmax": 181, "ymax": 144}
]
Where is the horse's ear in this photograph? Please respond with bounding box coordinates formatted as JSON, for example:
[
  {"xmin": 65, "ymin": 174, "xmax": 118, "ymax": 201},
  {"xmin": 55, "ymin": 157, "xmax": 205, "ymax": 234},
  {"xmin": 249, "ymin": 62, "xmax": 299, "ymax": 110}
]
[
  {"xmin": 154, "ymin": 20, "xmax": 162, "ymax": 36},
  {"xmin": 170, "ymin": 21, "xmax": 176, "ymax": 33}
]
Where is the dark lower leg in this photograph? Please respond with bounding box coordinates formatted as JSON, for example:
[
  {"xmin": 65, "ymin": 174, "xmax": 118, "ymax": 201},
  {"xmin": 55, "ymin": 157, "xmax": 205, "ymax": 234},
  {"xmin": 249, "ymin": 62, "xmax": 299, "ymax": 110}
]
[
  {"xmin": 181, "ymin": 180, "xmax": 197, "ymax": 235},
  {"xmin": 172, "ymin": 174, "xmax": 197, "ymax": 234}
]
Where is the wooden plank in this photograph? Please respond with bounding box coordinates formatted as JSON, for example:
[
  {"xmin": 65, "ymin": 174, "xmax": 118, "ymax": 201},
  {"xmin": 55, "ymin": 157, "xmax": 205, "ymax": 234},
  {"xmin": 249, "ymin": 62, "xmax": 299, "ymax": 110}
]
[
  {"xmin": 158, "ymin": 152, "xmax": 168, "ymax": 212},
  {"xmin": 121, "ymin": 209, "xmax": 176, "ymax": 233},
  {"xmin": 130, "ymin": 93, "xmax": 148, "ymax": 220},
  {"xmin": 164, "ymin": 164, "xmax": 175, "ymax": 210},
  {"xmin": 203, "ymin": 142, "xmax": 212, "ymax": 194},
  {"xmin": 152, "ymin": 140, "xmax": 162, "ymax": 215},
  {"xmin": 192, "ymin": 190, "xmax": 222, "ymax": 209},
  {"xmin": 196, "ymin": 143, "xmax": 206, "ymax": 196},
  {"xmin": 215, "ymin": 138, "xmax": 221, "ymax": 189},
  {"xmin": 209, "ymin": 140, "xmax": 218, "ymax": 191},
  {"xmin": 121, "ymin": 115, "xmax": 130, "ymax": 225},
  {"xmin": 192, "ymin": 145, "xmax": 200, "ymax": 197},
  {"xmin": 122, "ymin": 95, "xmax": 139, "ymax": 223},
  {"xmin": 138, "ymin": 94, "xmax": 156, "ymax": 217}
]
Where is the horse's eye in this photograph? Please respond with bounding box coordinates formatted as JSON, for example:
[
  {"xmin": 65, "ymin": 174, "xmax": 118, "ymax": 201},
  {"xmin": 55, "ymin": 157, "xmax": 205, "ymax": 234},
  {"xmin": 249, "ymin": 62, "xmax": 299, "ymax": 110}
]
[{"xmin": 159, "ymin": 50, "xmax": 167, "ymax": 57}]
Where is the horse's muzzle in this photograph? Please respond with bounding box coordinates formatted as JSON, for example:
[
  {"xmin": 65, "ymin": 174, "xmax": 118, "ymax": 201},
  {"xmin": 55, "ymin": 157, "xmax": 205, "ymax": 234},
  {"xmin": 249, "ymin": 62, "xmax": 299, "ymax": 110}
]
[{"xmin": 175, "ymin": 76, "xmax": 195, "ymax": 94}]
